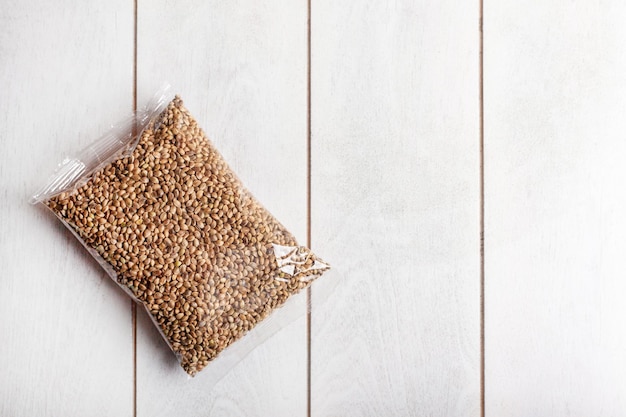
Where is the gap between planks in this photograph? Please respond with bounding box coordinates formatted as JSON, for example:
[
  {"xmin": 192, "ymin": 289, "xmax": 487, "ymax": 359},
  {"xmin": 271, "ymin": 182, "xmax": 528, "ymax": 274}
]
[
  {"xmin": 306, "ymin": 0, "xmax": 313, "ymax": 416},
  {"xmin": 132, "ymin": 0, "xmax": 138, "ymax": 416},
  {"xmin": 479, "ymin": 0, "xmax": 485, "ymax": 415}
]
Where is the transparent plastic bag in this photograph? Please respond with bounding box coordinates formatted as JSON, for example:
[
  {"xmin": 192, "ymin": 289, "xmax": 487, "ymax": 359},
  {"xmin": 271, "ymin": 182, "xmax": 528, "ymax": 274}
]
[{"xmin": 31, "ymin": 87, "xmax": 330, "ymax": 376}]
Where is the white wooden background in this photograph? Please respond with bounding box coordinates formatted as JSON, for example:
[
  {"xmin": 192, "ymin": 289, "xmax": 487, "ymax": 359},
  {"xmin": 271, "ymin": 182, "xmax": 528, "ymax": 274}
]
[{"xmin": 1, "ymin": 1, "xmax": 624, "ymax": 416}]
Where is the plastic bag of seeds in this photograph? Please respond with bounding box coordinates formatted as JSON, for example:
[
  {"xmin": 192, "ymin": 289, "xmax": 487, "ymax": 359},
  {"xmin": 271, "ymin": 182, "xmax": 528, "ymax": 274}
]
[{"xmin": 31, "ymin": 88, "xmax": 330, "ymax": 376}]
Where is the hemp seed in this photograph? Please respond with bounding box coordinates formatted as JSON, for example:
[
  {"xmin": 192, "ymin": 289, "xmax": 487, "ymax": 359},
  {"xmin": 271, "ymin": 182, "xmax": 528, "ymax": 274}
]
[{"xmin": 45, "ymin": 96, "xmax": 329, "ymax": 376}]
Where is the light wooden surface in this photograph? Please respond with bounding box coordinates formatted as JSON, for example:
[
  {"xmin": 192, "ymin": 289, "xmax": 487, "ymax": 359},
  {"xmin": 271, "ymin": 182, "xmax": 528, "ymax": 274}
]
[
  {"xmin": 0, "ymin": 1, "xmax": 134, "ymax": 416},
  {"xmin": 484, "ymin": 1, "xmax": 626, "ymax": 415},
  {"xmin": 135, "ymin": 1, "xmax": 308, "ymax": 416},
  {"xmin": 310, "ymin": 0, "xmax": 480, "ymax": 415},
  {"xmin": 1, "ymin": 1, "xmax": 625, "ymax": 416}
]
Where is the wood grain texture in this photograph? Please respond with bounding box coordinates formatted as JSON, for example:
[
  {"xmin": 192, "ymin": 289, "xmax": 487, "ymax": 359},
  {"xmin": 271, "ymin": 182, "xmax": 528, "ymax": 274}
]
[
  {"xmin": 310, "ymin": 1, "xmax": 481, "ymax": 416},
  {"xmin": 0, "ymin": 1, "xmax": 134, "ymax": 416},
  {"xmin": 135, "ymin": 1, "xmax": 308, "ymax": 416},
  {"xmin": 484, "ymin": 1, "xmax": 626, "ymax": 415}
]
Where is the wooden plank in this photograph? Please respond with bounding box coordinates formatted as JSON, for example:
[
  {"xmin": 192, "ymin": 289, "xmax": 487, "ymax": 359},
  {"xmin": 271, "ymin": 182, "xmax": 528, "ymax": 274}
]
[
  {"xmin": 135, "ymin": 1, "xmax": 309, "ymax": 415},
  {"xmin": 310, "ymin": 1, "xmax": 481, "ymax": 415},
  {"xmin": 0, "ymin": 2, "xmax": 134, "ymax": 416},
  {"xmin": 484, "ymin": 1, "xmax": 626, "ymax": 414}
]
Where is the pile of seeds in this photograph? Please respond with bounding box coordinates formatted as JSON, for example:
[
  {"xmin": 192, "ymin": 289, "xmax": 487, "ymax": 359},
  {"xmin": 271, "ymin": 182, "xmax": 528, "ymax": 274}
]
[{"xmin": 45, "ymin": 96, "xmax": 329, "ymax": 375}]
